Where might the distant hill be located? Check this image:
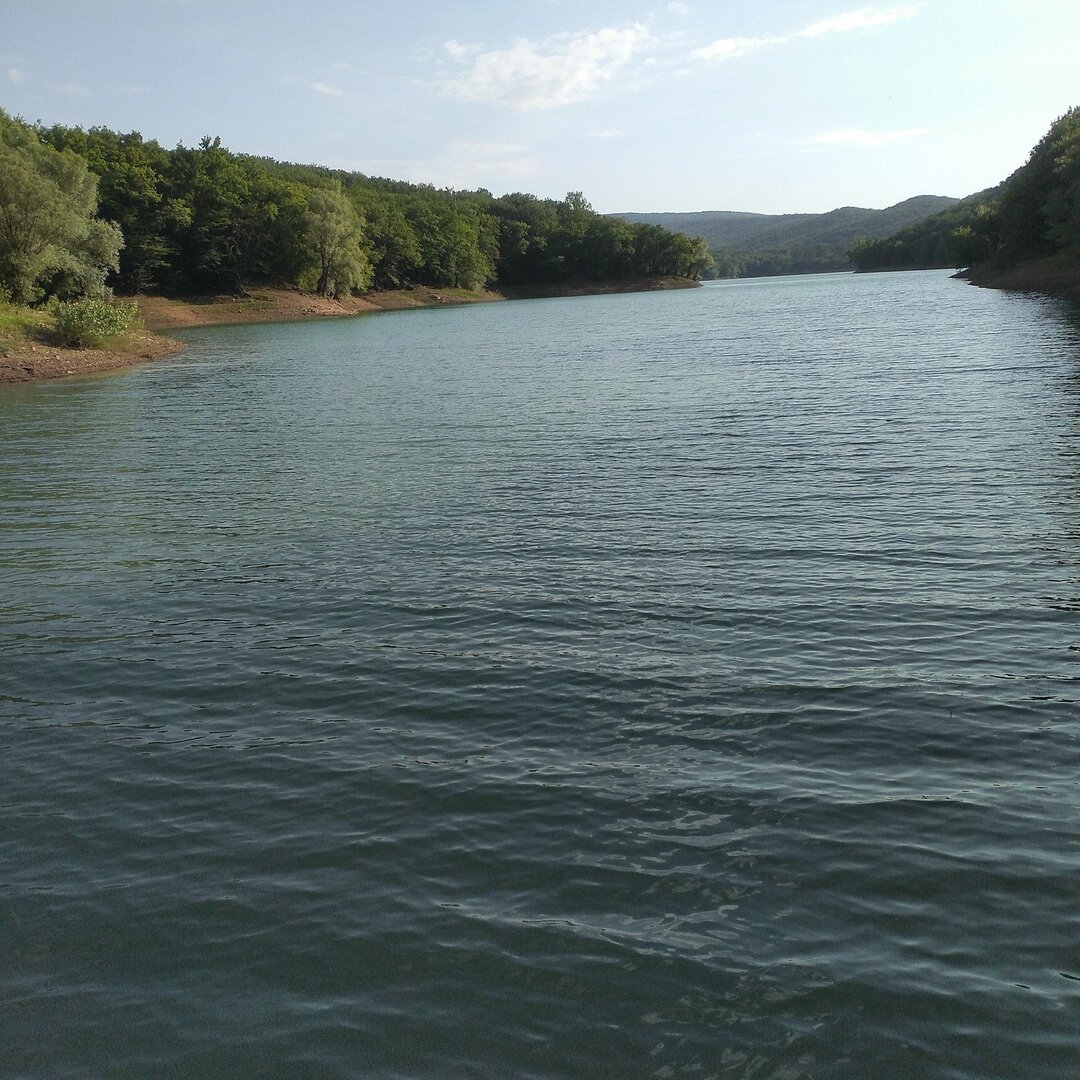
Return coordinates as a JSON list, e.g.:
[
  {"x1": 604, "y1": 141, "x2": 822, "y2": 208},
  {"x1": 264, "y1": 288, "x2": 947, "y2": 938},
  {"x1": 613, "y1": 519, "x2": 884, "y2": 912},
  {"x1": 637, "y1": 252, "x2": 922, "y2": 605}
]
[
  {"x1": 847, "y1": 187, "x2": 1003, "y2": 273},
  {"x1": 614, "y1": 195, "x2": 960, "y2": 277}
]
